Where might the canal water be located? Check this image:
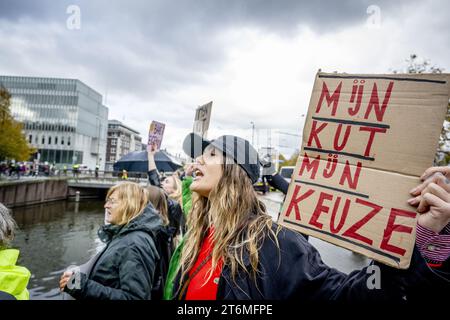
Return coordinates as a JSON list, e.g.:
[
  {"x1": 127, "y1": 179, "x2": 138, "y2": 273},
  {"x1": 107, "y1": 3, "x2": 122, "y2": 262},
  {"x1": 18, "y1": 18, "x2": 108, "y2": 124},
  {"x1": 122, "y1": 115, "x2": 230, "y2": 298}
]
[{"x1": 11, "y1": 200, "x2": 106, "y2": 300}]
